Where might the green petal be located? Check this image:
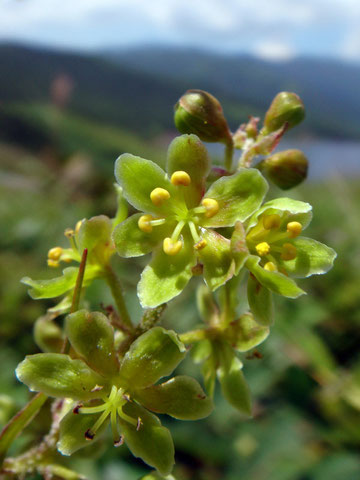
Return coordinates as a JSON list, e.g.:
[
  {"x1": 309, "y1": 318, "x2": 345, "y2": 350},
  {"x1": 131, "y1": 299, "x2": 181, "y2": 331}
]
[
  {"x1": 119, "y1": 327, "x2": 186, "y2": 390},
  {"x1": 217, "y1": 344, "x2": 252, "y2": 416},
  {"x1": 246, "y1": 255, "x2": 305, "y2": 298},
  {"x1": 247, "y1": 274, "x2": 274, "y2": 326},
  {"x1": 246, "y1": 197, "x2": 312, "y2": 230},
  {"x1": 135, "y1": 376, "x2": 213, "y2": 420},
  {"x1": 201, "y1": 168, "x2": 268, "y2": 228},
  {"x1": 58, "y1": 407, "x2": 107, "y2": 456},
  {"x1": 230, "y1": 221, "x2": 250, "y2": 274},
  {"x1": 226, "y1": 312, "x2": 270, "y2": 351},
  {"x1": 277, "y1": 237, "x2": 337, "y2": 278},
  {"x1": 201, "y1": 353, "x2": 217, "y2": 398},
  {"x1": 198, "y1": 229, "x2": 235, "y2": 291},
  {"x1": 138, "y1": 238, "x2": 196, "y2": 308},
  {"x1": 190, "y1": 338, "x2": 213, "y2": 363},
  {"x1": 113, "y1": 184, "x2": 129, "y2": 228},
  {"x1": 16, "y1": 354, "x2": 107, "y2": 400},
  {"x1": 166, "y1": 134, "x2": 210, "y2": 208},
  {"x1": 115, "y1": 154, "x2": 183, "y2": 216},
  {"x1": 120, "y1": 402, "x2": 174, "y2": 476},
  {"x1": 196, "y1": 284, "x2": 220, "y2": 324},
  {"x1": 113, "y1": 213, "x2": 171, "y2": 258},
  {"x1": 66, "y1": 310, "x2": 118, "y2": 377},
  {"x1": 76, "y1": 215, "x2": 114, "y2": 266}
]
